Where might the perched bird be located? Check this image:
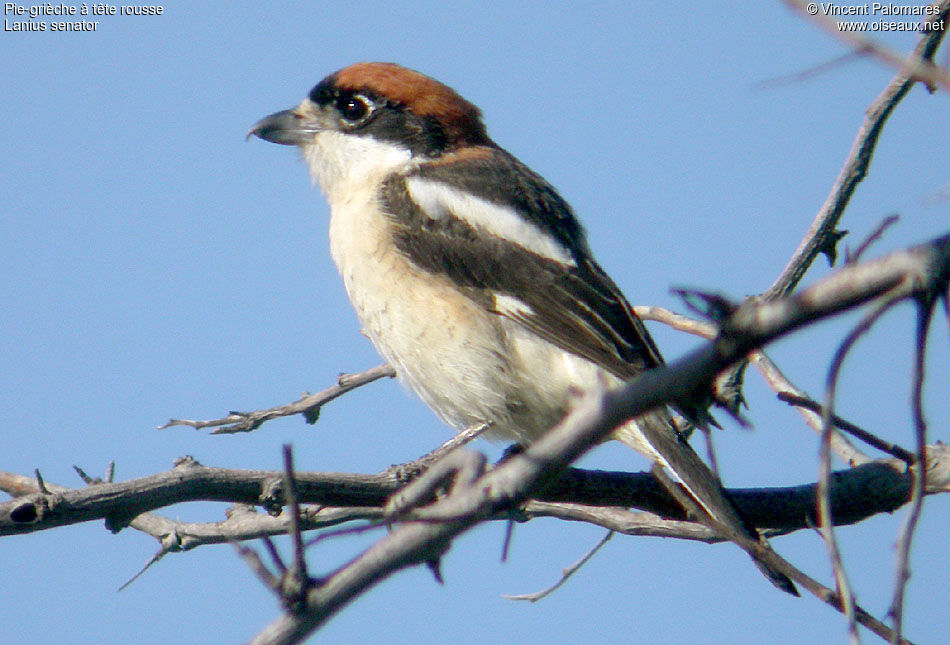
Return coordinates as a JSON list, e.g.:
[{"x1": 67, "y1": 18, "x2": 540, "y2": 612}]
[{"x1": 249, "y1": 62, "x2": 796, "y2": 594}]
